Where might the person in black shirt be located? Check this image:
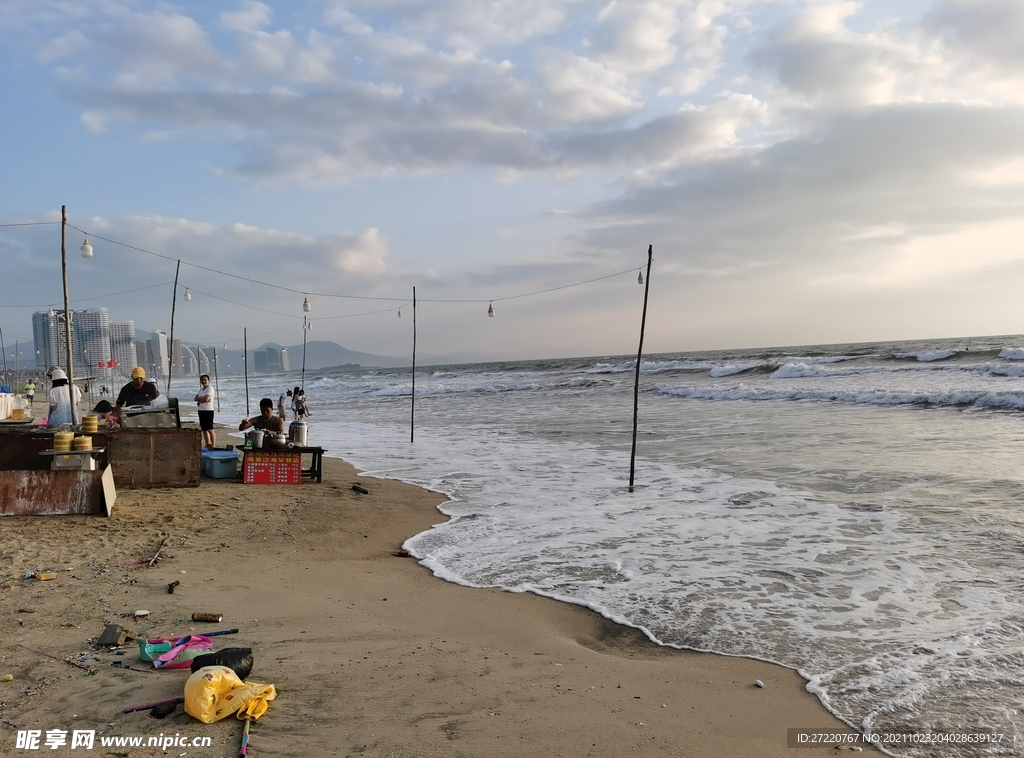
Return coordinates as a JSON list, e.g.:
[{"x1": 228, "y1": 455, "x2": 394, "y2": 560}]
[{"x1": 116, "y1": 366, "x2": 161, "y2": 408}]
